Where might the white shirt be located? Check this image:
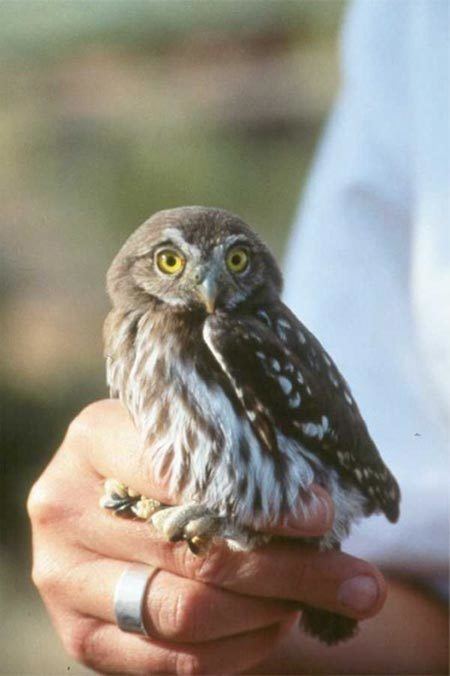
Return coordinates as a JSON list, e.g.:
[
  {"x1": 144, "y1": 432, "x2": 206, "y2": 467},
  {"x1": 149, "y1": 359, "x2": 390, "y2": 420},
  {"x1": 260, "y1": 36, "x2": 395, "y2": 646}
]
[{"x1": 284, "y1": 0, "x2": 449, "y2": 571}]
